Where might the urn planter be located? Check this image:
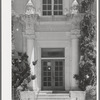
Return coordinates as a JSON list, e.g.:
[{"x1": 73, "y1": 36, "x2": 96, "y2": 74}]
[{"x1": 20, "y1": 91, "x2": 35, "y2": 100}]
